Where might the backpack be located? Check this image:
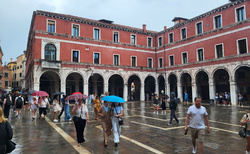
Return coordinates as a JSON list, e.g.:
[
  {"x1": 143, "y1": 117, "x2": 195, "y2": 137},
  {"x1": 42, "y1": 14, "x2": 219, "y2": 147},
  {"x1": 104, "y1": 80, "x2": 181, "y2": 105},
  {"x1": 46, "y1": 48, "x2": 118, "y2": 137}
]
[
  {"x1": 5, "y1": 99, "x2": 11, "y2": 107},
  {"x1": 16, "y1": 97, "x2": 23, "y2": 106}
]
